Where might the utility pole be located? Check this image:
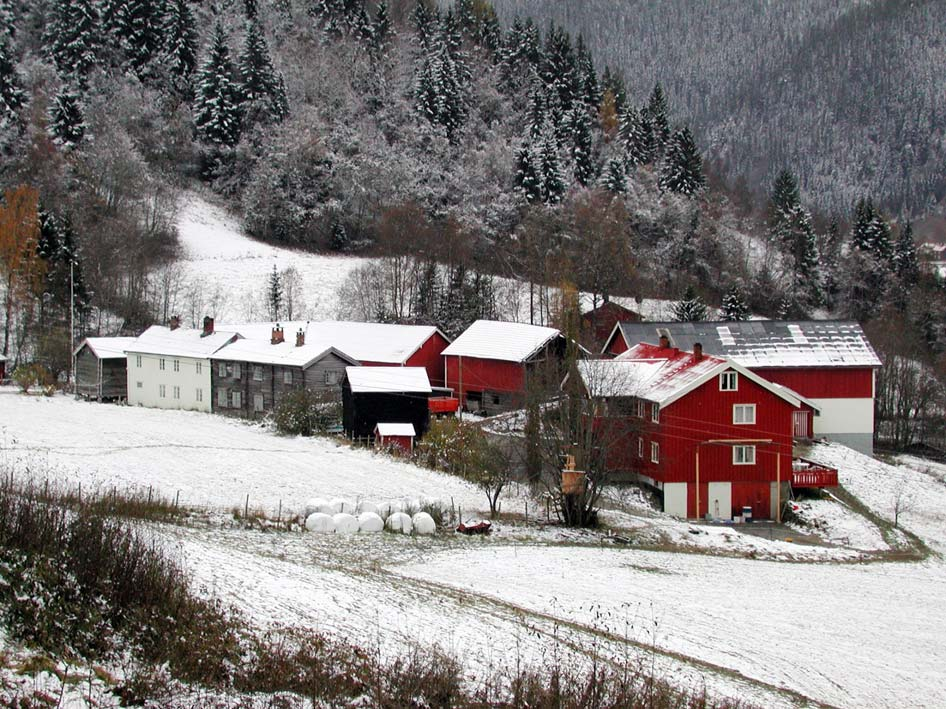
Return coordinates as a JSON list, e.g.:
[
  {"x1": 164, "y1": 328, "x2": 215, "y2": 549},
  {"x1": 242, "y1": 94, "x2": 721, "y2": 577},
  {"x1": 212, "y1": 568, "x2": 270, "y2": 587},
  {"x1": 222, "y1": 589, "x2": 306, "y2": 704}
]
[
  {"x1": 69, "y1": 260, "x2": 75, "y2": 389},
  {"x1": 458, "y1": 355, "x2": 463, "y2": 422}
]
